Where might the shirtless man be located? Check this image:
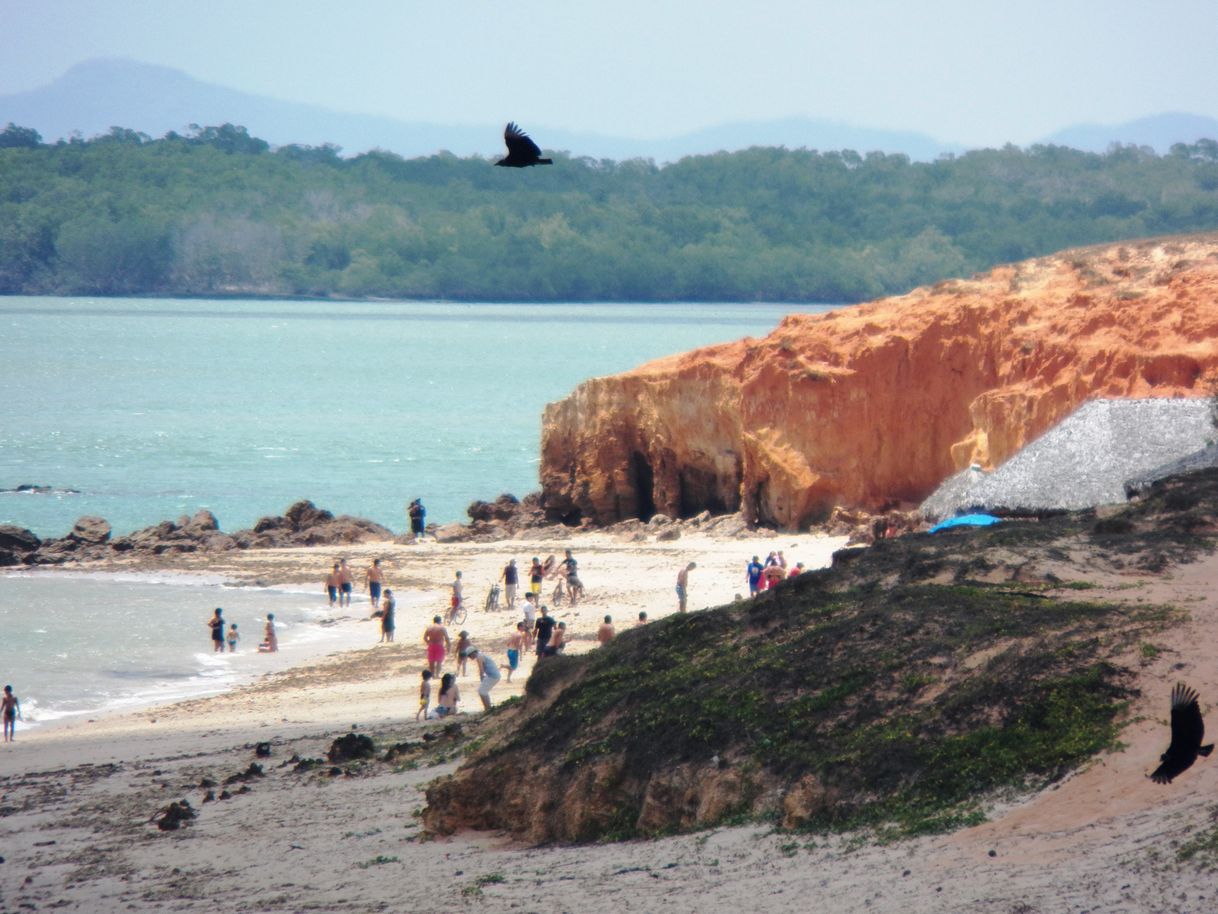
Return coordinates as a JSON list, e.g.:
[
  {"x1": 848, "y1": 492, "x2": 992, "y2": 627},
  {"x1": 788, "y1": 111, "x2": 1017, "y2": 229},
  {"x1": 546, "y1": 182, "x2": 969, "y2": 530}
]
[
  {"x1": 324, "y1": 563, "x2": 341, "y2": 606},
  {"x1": 365, "y1": 558, "x2": 385, "y2": 612},
  {"x1": 338, "y1": 558, "x2": 354, "y2": 607},
  {"x1": 676, "y1": 562, "x2": 696, "y2": 612},
  {"x1": 423, "y1": 615, "x2": 451, "y2": 678},
  {"x1": 597, "y1": 615, "x2": 615, "y2": 645}
]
